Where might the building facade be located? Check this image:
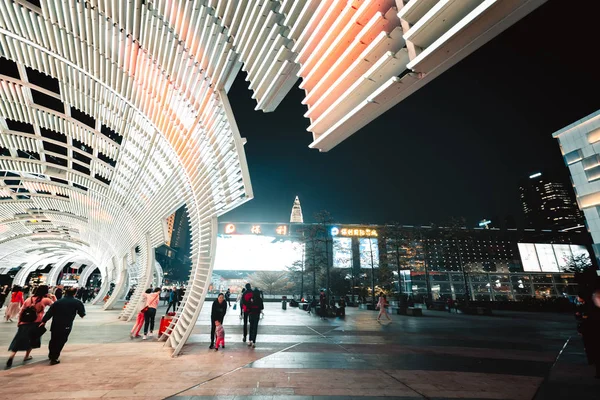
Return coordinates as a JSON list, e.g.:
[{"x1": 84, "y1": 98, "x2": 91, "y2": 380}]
[
  {"x1": 216, "y1": 222, "x2": 594, "y2": 302},
  {"x1": 519, "y1": 170, "x2": 584, "y2": 231},
  {"x1": 553, "y1": 110, "x2": 600, "y2": 259}
]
